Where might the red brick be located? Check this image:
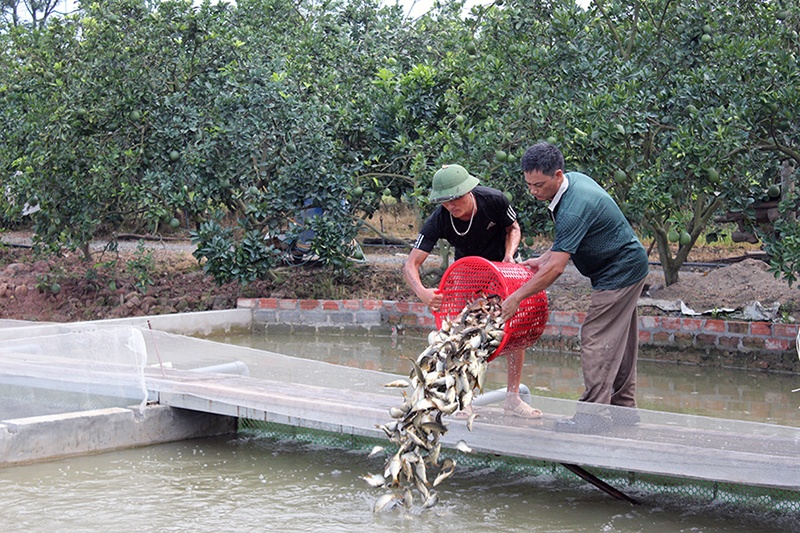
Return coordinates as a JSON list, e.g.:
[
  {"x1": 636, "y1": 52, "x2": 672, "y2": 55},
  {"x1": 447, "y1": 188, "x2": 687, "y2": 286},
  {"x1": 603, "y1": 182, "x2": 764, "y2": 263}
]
[
  {"x1": 741, "y1": 337, "x2": 766, "y2": 349},
  {"x1": 342, "y1": 300, "x2": 361, "y2": 310},
  {"x1": 673, "y1": 332, "x2": 695, "y2": 347},
  {"x1": 680, "y1": 318, "x2": 703, "y2": 331},
  {"x1": 278, "y1": 299, "x2": 297, "y2": 309},
  {"x1": 638, "y1": 330, "x2": 651, "y2": 342},
  {"x1": 362, "y1": 299, "x2": 383, "y2": 310},
  {"x1": 653, "y1": 331, "x2": 671, "y2": 343},
  {"x1": 549, "y1": 311, "x2": 574, "y2": 325},
  {"x1": 413, "y1": 302, "x2": 430, "y2": 314},
  {"x1": 702, "y1": 319, "x2": 726, "y2": 333},
  {"x1": 717, "y1": 336, "x2": 739, "y2": 348},
  {"x1": 773, "y1": 323, "x2": 798, "y2": 339},
  {"x1": 661, "y1": 317, "x2": 682, "y2": 330},
  {"x1": 749, "y1": 322, "x2": 772, "y2": 336},
  {"x1": 417, "y1": 316, "x2": 435, "y2": 327},
  {"x1": 543, "y1": 325, "x2": 560, "y2": 336},
  {"x1": 696, "y1": 333, "x2": 719, "y2": 346},
  {"x1": 764, "y1": 337, "x2": 789, "y2": 351},
  {"x1": 561, "y1": 325, "x2": 580, "y2": 337},
  {"x1": 394, "y1": 301, "x2": 412, "y2": 313},
  {"x1": 726, "y1": 321, "x2": 749, "y2": 334},
  {"x1": 573, "y1": 312, "x2": 587, "y2": 324},
  {"x1": 322, "y1": 301, "x2": 340, "y2": 311},
  {"x1": 257, "y1": 298, "x2": 279, "y2": 309},
  {"x1": 299, "y1": 299, "x2": 320, "y2": 310}
]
